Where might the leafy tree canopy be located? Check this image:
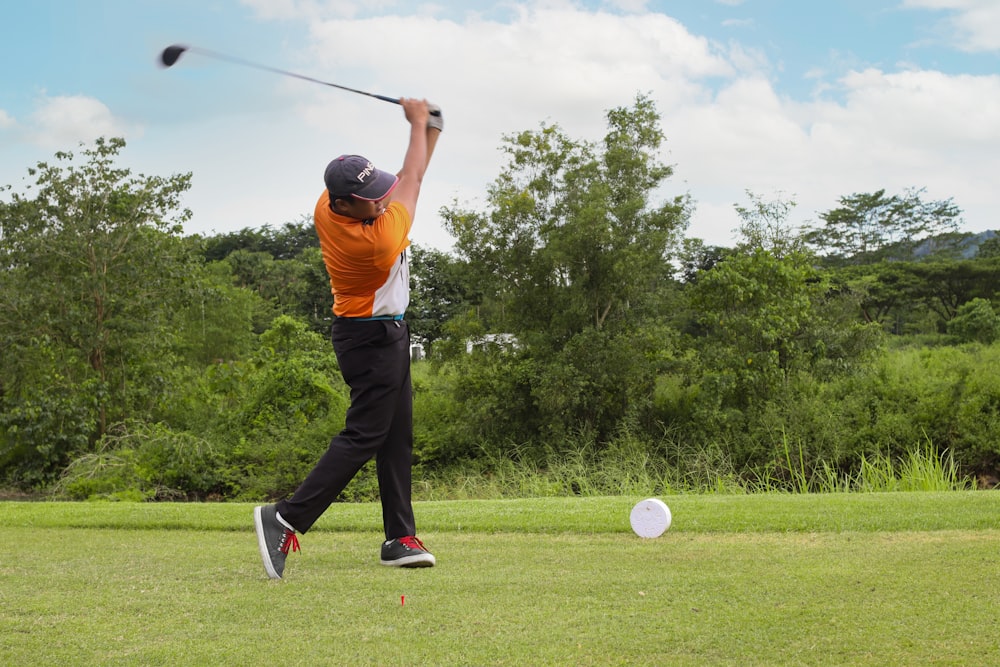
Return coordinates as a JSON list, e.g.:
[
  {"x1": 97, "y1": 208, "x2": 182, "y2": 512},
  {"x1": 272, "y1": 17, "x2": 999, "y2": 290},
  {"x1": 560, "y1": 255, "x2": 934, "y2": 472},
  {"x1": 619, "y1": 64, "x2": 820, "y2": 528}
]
[
  {"x1": 0, "y1": 137, "x2": 194, "y2": 481},
  {"x1": 441, "y1": 93, "x2": 691, "y2": 345},
  {"x1": 805, "y1": 187, "x2": 961, "y2": 263}
]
